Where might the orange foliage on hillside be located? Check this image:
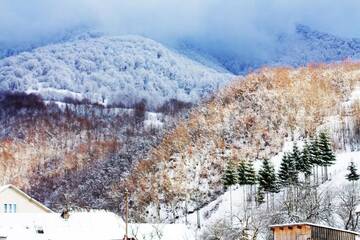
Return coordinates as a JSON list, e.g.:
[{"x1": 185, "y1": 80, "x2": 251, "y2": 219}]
[{"x1": 121, "y1": 61, "x2": 360, "y2": 221}]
